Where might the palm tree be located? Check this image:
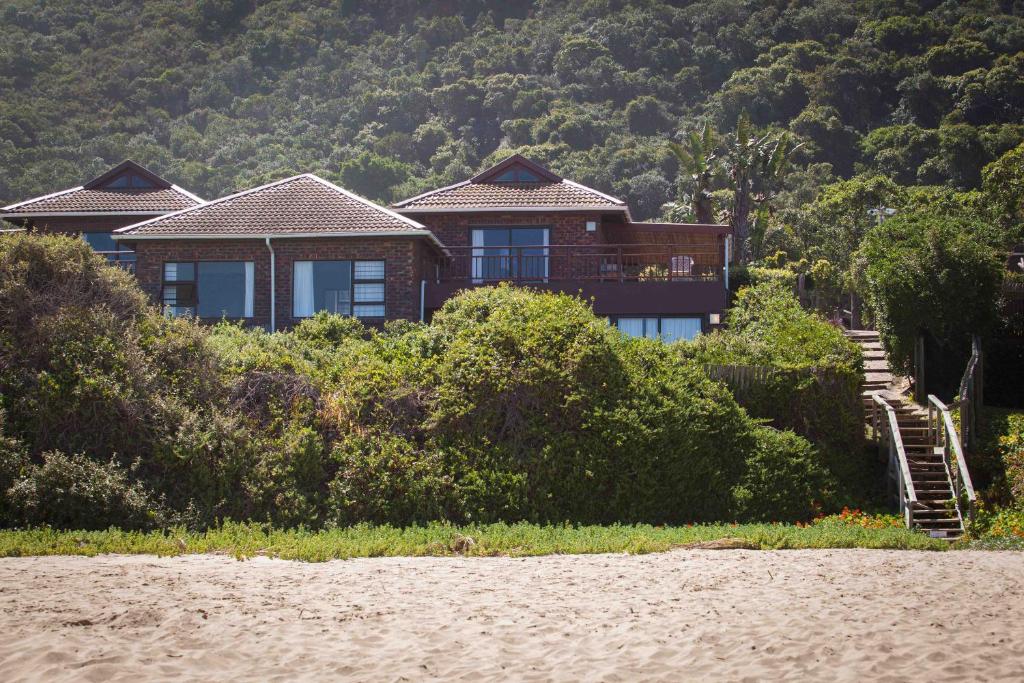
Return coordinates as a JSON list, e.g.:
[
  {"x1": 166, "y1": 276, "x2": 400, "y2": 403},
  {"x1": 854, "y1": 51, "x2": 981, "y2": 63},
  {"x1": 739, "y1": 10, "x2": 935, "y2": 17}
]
[
  {"x1": 723, "y1": 112, "x2": 802, "y2": 264},
  {"x1": 667, "y1": 123, "x2": 719, "y2": 224}
]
